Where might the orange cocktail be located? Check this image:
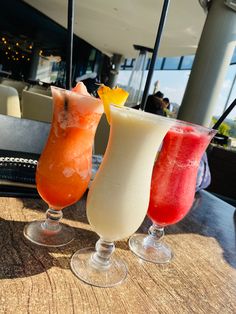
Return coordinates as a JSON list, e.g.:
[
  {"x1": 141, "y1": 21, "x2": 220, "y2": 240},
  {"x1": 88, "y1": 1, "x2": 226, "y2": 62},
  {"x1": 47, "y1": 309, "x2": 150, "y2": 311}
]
[
  {"x1": 24, "y1": 82, "x2": 103, "y2": 247},
  {"x1": 37, "y1": 84, "x2": 102, "y2": 209}
]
